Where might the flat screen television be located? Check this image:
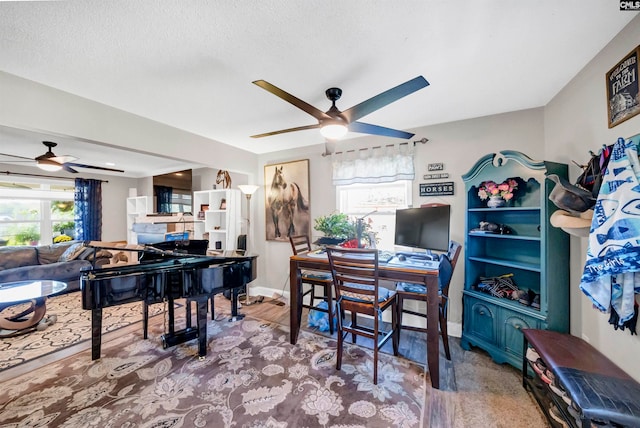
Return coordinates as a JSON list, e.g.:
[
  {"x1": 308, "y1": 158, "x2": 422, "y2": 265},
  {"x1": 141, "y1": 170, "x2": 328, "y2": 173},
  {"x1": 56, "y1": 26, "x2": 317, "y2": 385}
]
[{"x1": 394, "y1": 205, "x2": 450, "y2": 252}]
